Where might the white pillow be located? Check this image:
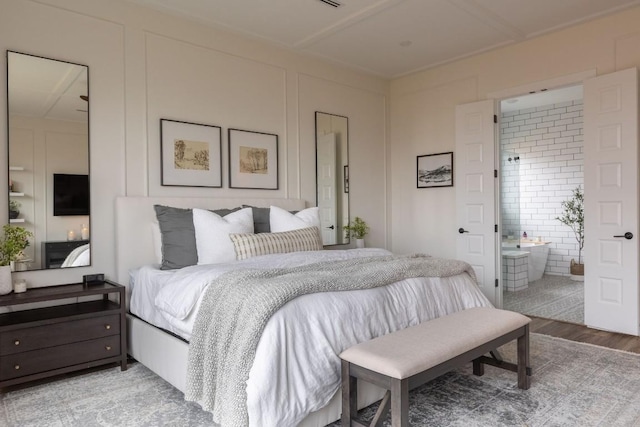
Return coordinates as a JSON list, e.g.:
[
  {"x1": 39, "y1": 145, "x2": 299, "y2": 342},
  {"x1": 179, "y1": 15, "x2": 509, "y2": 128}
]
[
  {"x1": 193, "y1": 207, "x2": 254, "y2": 265},
  {"x1": 150, "y1": 221, "x2": 163, "y2": 265},
  {"x1": 270, "y1": 206, "x2": 322, "y2": 244}
]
